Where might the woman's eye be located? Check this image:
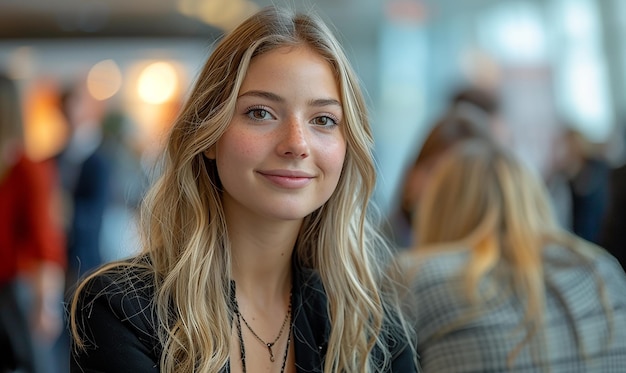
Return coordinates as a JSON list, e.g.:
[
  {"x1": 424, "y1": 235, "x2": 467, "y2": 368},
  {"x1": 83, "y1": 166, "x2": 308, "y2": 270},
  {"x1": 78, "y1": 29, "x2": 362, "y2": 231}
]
[
  {"x1": 312, "y1": 116, "x2": 337, "y2": 126},
  {"x1": 247, "y1": 108, "x2": 272, "y2": 120}
]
